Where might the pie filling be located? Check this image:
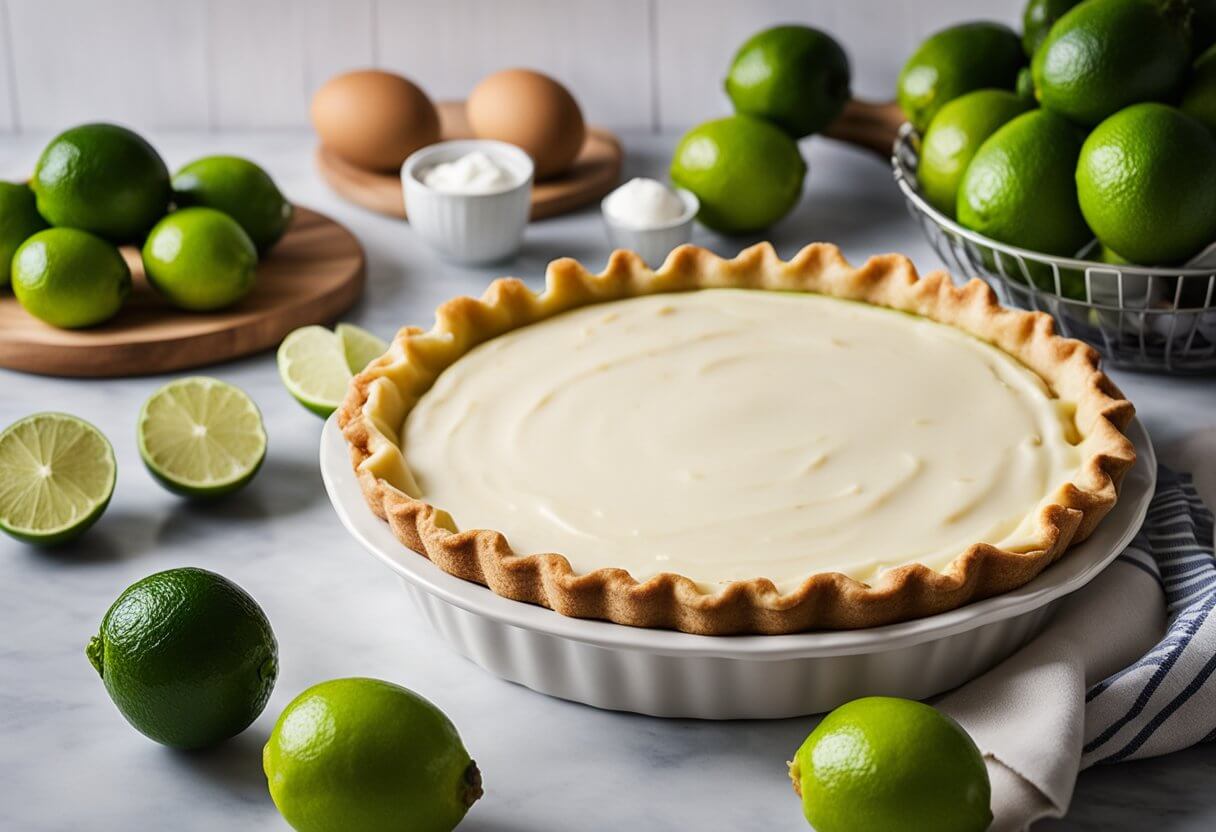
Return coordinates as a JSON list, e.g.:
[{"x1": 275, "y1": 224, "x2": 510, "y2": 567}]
[{"x1": 403, "y1": 289, "x2": 1085, "y2": 593}]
